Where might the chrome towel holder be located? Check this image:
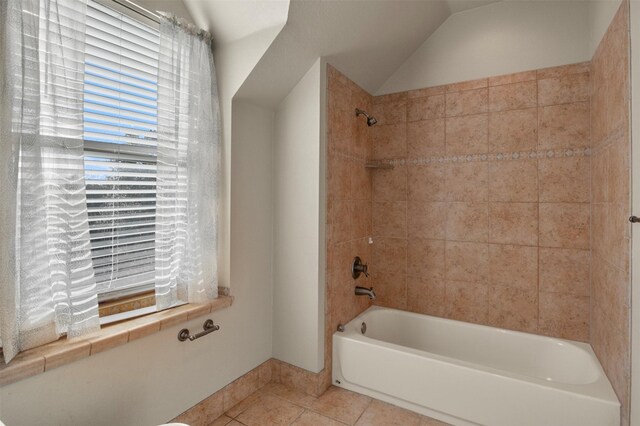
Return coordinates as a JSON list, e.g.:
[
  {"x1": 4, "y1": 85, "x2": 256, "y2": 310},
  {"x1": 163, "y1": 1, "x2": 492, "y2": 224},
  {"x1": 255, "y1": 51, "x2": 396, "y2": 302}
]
[{"x1": 178, "y1": 319, "x2": 220, "y2": 342}]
